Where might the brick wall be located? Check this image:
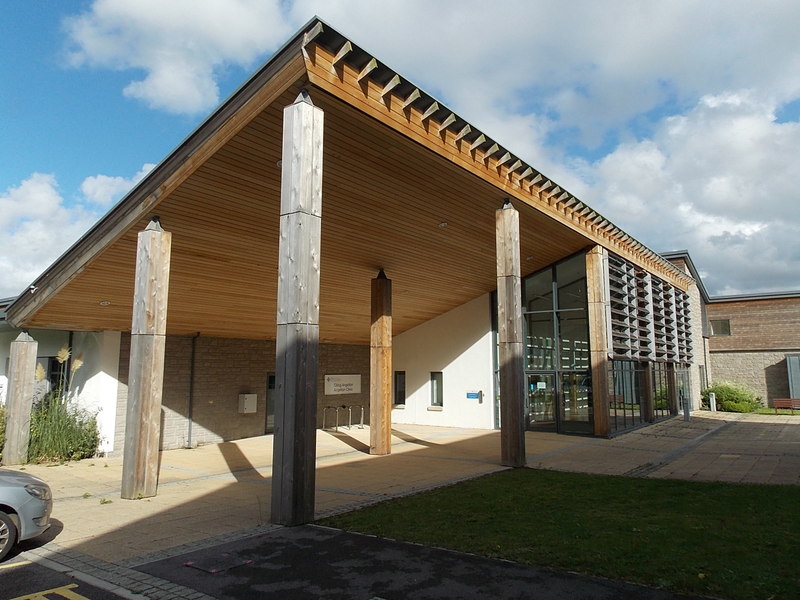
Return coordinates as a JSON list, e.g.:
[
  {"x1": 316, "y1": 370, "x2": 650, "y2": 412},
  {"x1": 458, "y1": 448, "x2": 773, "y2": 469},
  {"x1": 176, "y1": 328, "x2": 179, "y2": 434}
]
[
  {"x1": 709, "y1": 351, "x2": 793, "y2": 404},
  {"x1": 708, "y1": 297, "x2": 800, "y2": 351},
  {"x1": 114, "y1": 334, "x2": 369, "y2": 453}
]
